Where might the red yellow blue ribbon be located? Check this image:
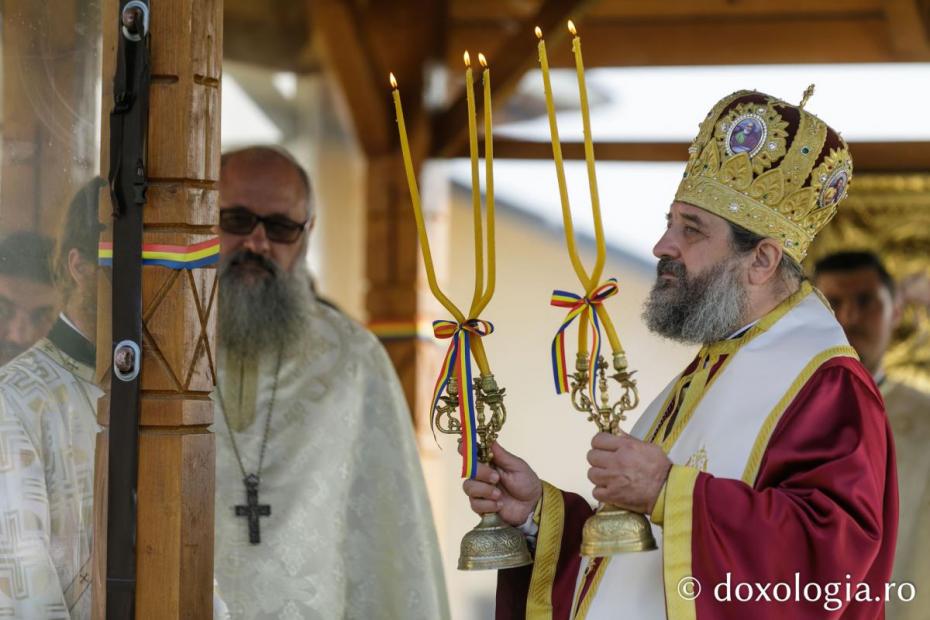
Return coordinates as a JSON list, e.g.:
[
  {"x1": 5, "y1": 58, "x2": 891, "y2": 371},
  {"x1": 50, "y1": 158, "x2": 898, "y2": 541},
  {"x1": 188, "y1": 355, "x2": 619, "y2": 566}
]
[
  {"x1": 97, "y1": 238, "x2": 220, "y2": 269},
  {"x1": 431, "y1": 318, "x2": 494, "y2": 479},
  {"x1": 550, "y1": 279, "x2": 619, "y2": 405}
]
